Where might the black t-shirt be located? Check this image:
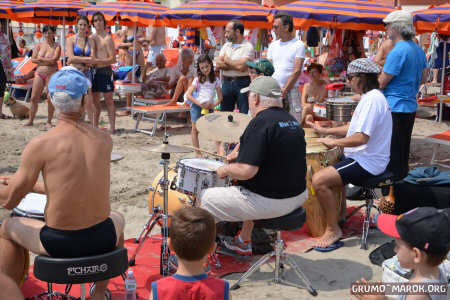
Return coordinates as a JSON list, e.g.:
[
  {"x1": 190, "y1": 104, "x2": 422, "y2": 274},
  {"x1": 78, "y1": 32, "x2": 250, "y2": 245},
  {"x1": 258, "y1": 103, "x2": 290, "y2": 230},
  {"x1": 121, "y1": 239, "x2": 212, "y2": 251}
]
[{"x1": 237, "y1": 107, "x2": 306, "y2": 199}]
